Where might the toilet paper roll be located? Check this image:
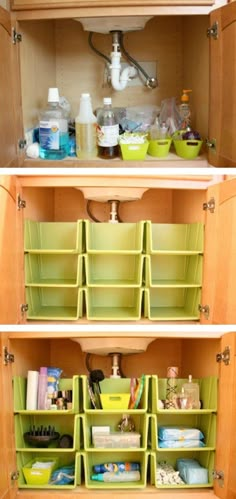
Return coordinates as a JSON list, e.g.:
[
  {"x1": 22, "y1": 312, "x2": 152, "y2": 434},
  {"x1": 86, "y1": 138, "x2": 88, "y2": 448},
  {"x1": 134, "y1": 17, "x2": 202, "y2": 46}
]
[{"x1": 26, "y1": 370, "x2": 39, "y2": 410}]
